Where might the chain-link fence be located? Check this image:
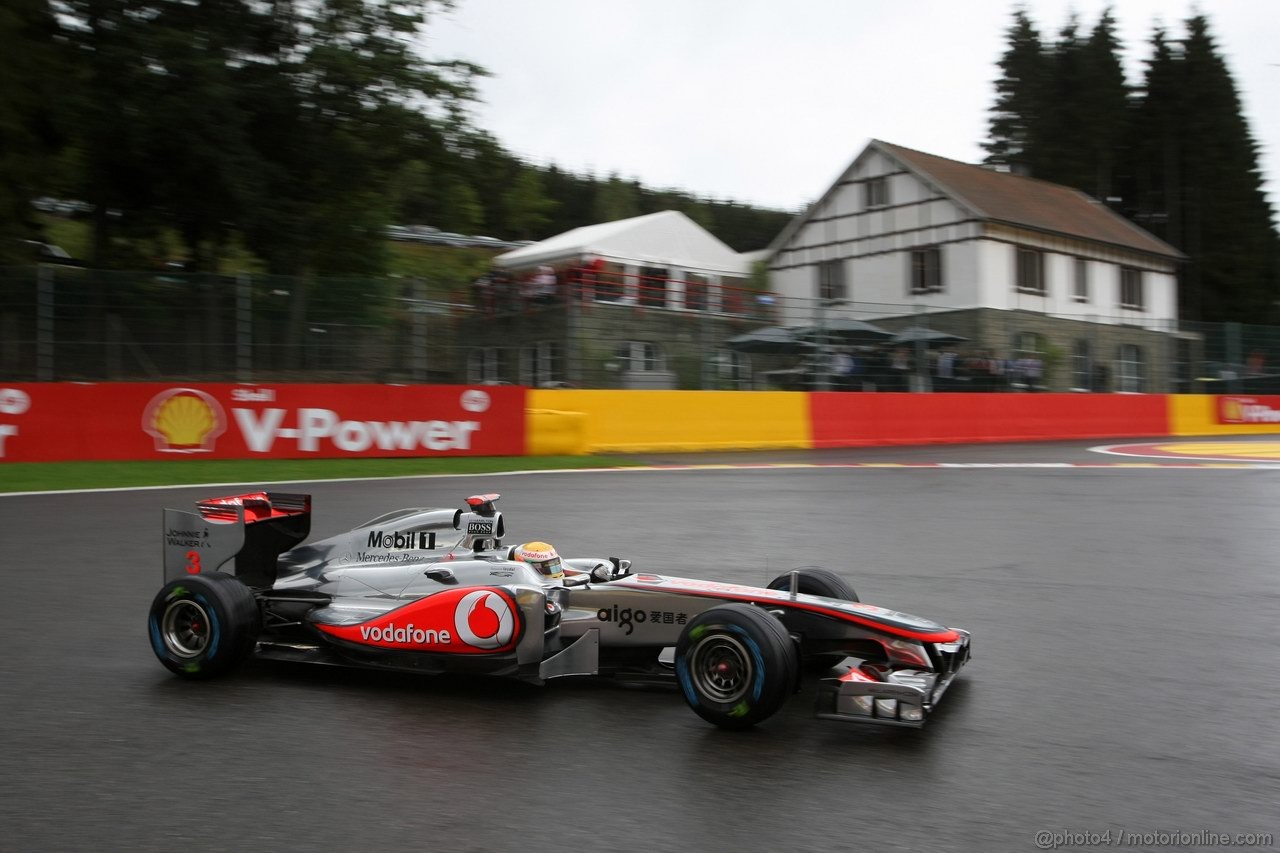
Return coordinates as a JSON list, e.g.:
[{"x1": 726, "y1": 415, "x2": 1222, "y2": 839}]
[{"x1": 3, "y1": 263, "x2": 1276, "y2": 393}]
